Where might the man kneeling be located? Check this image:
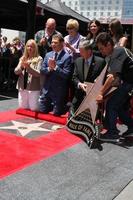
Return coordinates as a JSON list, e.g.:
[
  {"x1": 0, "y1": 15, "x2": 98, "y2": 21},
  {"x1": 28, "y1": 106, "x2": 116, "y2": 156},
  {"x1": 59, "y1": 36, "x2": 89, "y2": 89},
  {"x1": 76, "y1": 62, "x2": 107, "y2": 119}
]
[{"x1": 39, "y1": 34, "x2": 72, "y2": 116}]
